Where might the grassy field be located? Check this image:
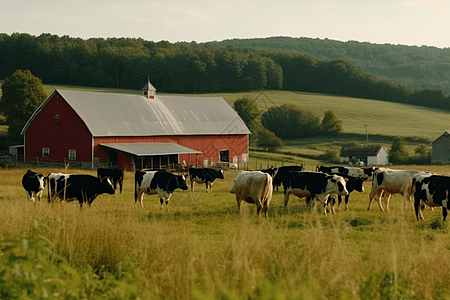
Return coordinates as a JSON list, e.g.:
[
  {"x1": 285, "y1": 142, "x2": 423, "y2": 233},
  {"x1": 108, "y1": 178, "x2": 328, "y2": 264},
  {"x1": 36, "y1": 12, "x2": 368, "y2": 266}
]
[{"x1": 3, "y1": 166, "x2": 450, "y2": 299}]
